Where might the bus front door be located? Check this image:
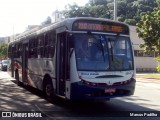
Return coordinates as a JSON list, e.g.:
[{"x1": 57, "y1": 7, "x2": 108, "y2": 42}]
[{"x1": 56, "y1": 33, "x2": 68, "y2": 96}]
